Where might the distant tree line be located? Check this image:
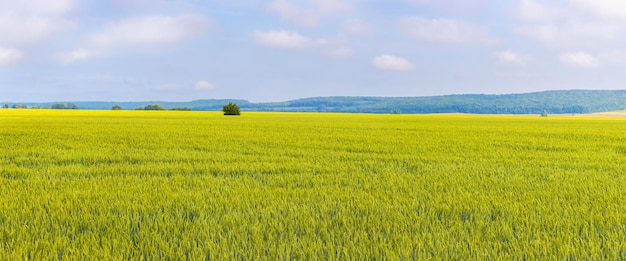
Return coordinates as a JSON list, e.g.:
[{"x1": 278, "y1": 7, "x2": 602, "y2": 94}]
[
  {"x1": 51, "y1": 103, "x2": 80, "y2": 110},
  {"x1": 135, "y1": 104, "x2": 166, "y2": 110},
  {"x1": 1, "y1": 103, "x2": 79, "y2": 109},
  {"x1": 169, "y1": 107, "x2": 192, "y2": 111},
  {"x1": 131, "y1": 104, "x2": 192, "y2": 111}
]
